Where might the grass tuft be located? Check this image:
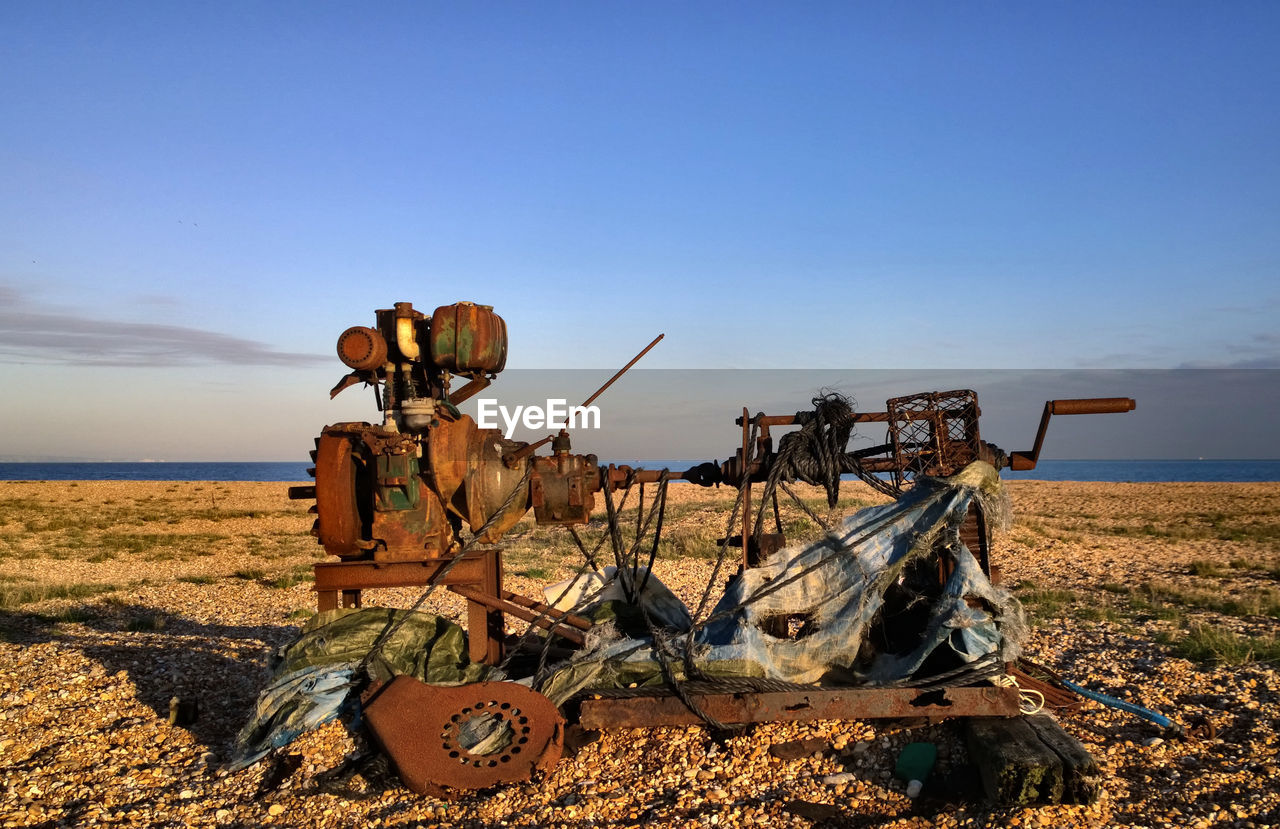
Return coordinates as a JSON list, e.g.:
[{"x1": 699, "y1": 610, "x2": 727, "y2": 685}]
[
  {"x1": 0, "y1": 581, "x2": 120, "y2": 610},
  {"x1": 1157, "y1": 623, "x2": 1280, "y2": 666},
  {"x1": 1188, "y1": 560, "x2": 1228, "y2": 578},
  {"x1": 1134, "y1": 580, "x2": 1280, "y2": 619},
  {"x1": 264, "y1": 564, "x2": 315, "y2": 589},
  {"x1": 125, "y1": 613, "x2": 166, "y2": 632},
  {"x1": 515, "y1": 566, "x2": 553, "y2": 581}
]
